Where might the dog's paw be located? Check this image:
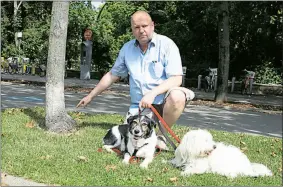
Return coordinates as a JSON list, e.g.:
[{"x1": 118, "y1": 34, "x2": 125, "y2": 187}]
[
  {"x1": 102, "y1": 145, "x2": 115, "y2": 153},
  {"x1": 181, "y1": 171, "x2": 192, "y2": 177},
  {"x1": 170, "y1": 158, "x2": 178, "y2": 166},
  {"x1": 122, "y1": 159, "x2": 129, "y2": 165}
]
